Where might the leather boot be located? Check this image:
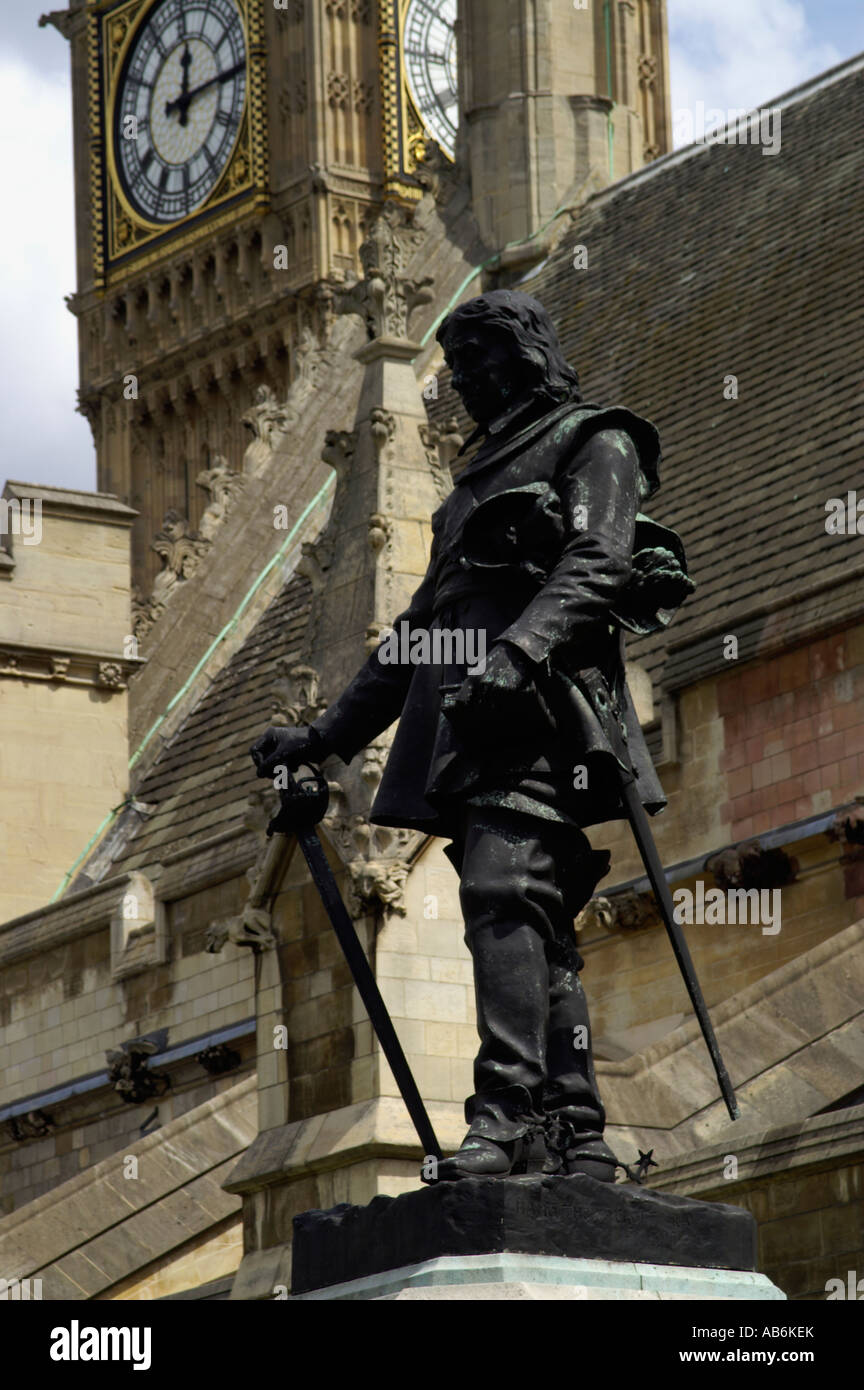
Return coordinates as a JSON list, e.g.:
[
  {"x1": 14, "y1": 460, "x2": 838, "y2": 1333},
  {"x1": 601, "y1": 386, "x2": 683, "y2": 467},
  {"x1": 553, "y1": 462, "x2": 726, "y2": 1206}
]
[{"x1": 434, "y1": 1085, "x2": 547, "y2": 1181}]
